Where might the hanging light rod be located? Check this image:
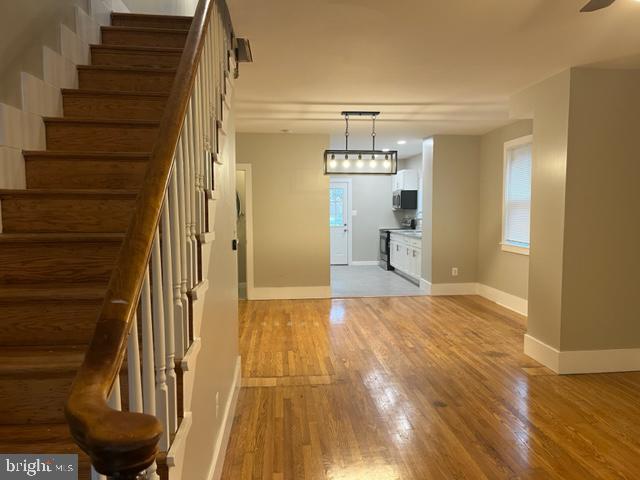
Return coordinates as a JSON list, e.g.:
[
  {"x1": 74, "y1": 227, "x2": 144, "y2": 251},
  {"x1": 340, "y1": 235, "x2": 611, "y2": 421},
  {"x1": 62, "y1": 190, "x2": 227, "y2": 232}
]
[{"x1": 324, "y1": 111, "x2": 398, "y2": 175}]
